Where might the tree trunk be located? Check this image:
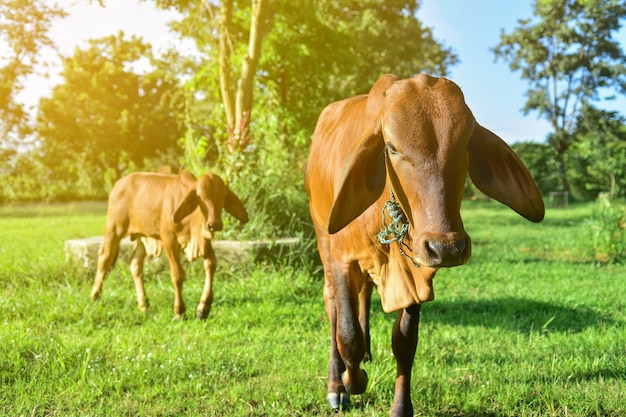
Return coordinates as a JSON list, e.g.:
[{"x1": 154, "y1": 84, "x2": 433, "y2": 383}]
[
  {"x1": 218, "y1": 1, "x2": 235, "y2": 131},
  {"x1": 552, "y1": 129, "x2": 571, "y2": 193},
  {"x1": 218, "y1": 0, "x2": 270, "y2": 154}
]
